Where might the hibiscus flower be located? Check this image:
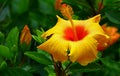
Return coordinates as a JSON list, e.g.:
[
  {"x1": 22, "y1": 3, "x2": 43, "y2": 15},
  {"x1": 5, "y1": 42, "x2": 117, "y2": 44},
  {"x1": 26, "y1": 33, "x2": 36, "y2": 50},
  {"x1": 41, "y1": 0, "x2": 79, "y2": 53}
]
[{"x1": 37, "y1": 15, "x2": 109, "y2": 66}]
